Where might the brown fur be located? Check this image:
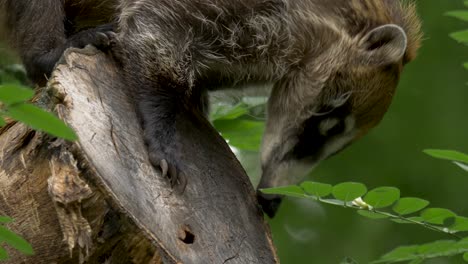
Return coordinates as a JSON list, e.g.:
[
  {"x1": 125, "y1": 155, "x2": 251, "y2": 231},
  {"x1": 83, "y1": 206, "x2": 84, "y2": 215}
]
[{"x1": 1, "y1": 0, "x2": 422, "y2": 217}]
